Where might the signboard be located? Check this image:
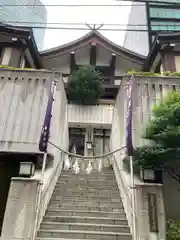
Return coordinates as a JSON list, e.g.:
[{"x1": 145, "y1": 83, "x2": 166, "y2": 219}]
[{"x1": 148, "y1": 193, "x2": 159, "y2": 233}]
